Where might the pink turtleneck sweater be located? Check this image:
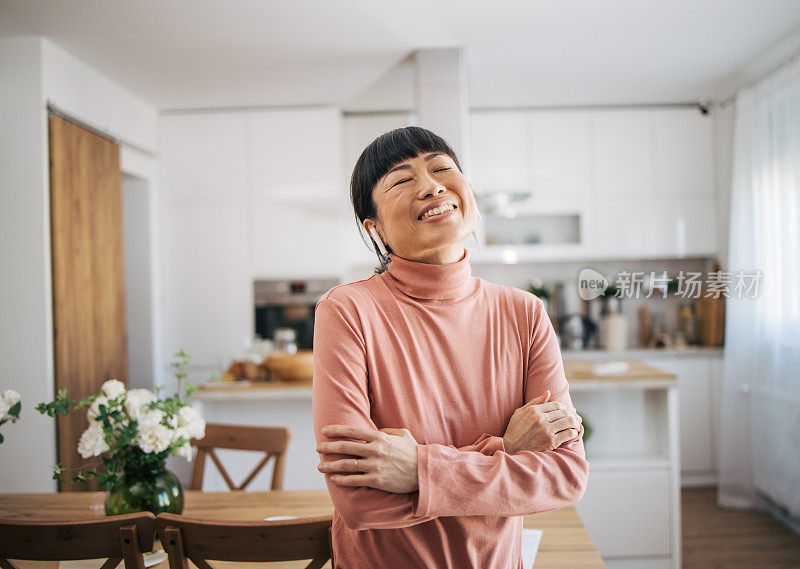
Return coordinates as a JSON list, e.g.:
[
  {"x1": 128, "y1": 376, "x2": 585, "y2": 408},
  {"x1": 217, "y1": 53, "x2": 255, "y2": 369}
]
[{"x1": 312, "y1": 248, "x2": 588, "y2": 569}]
